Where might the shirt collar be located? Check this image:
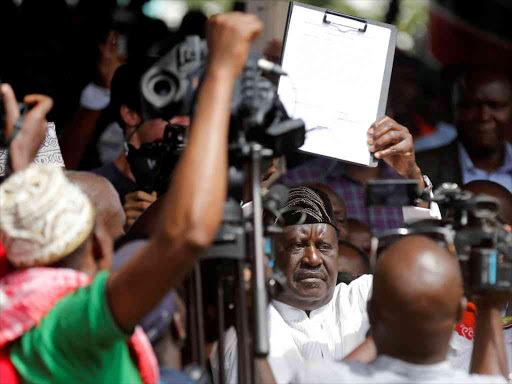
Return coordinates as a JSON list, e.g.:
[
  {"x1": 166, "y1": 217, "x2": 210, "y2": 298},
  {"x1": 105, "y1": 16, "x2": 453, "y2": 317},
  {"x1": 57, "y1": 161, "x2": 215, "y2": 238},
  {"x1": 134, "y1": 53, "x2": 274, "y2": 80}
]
[
  {"x1": 372, "y1": 355, "x2": 453, "y2": 378},
  {"x1": 458, "y1": 141, "x2": 512, "y2": 173},
  {"x1": 271, "y1": 289, "x2": 336, "y2": 323}
]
